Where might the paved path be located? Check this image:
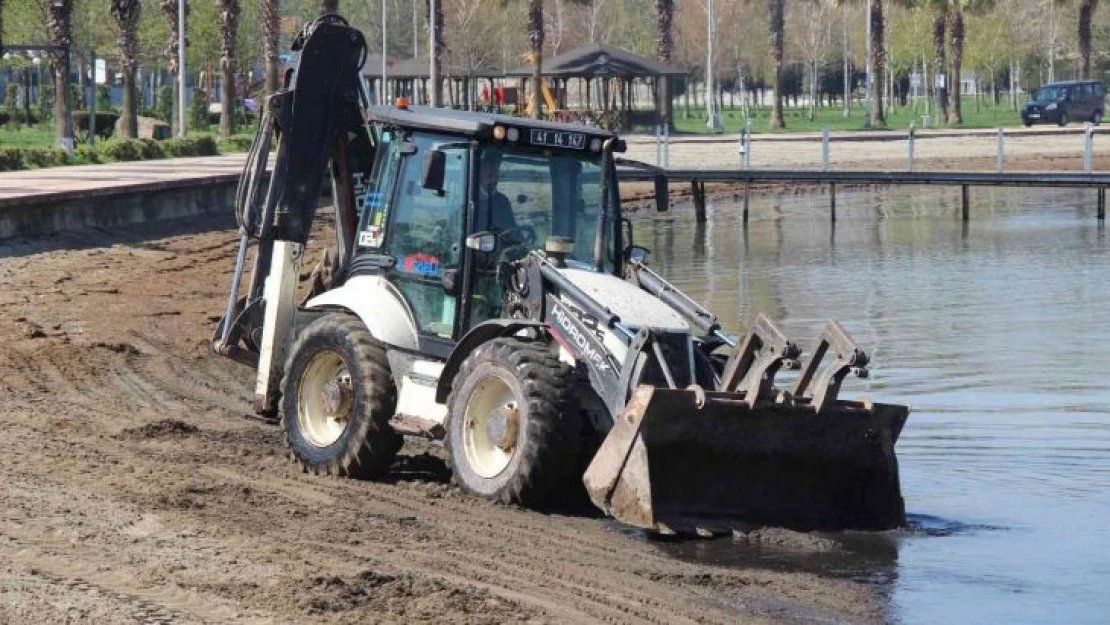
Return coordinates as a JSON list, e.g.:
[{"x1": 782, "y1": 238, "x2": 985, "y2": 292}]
[{"x1": 0, "y1": 156, "x2": 245, "y2": 205}]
